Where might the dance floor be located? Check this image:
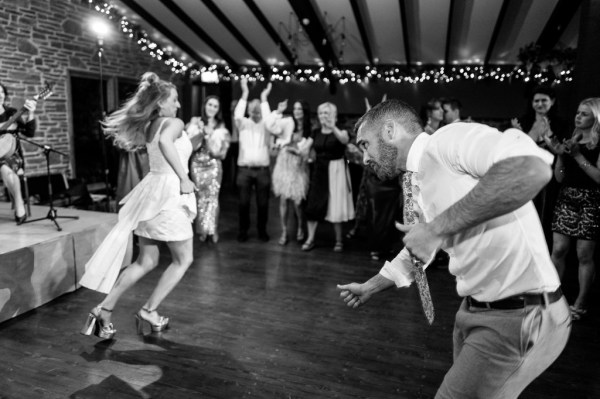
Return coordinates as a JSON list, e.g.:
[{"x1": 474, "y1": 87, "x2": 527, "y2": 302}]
[{"x1": 0, "y1": 191, "x2": 598, "y2": 398}]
